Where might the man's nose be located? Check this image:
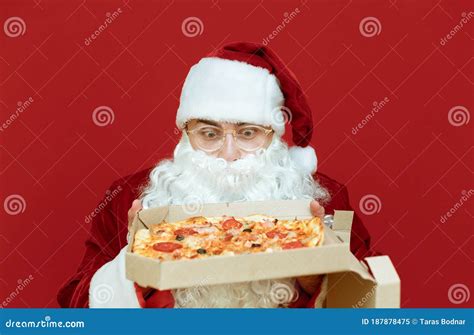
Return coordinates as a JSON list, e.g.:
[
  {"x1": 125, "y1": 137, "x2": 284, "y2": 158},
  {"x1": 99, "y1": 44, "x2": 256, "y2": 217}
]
[{"x1": 217, "y1": 133, "x2": 240, "y2": 161}]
